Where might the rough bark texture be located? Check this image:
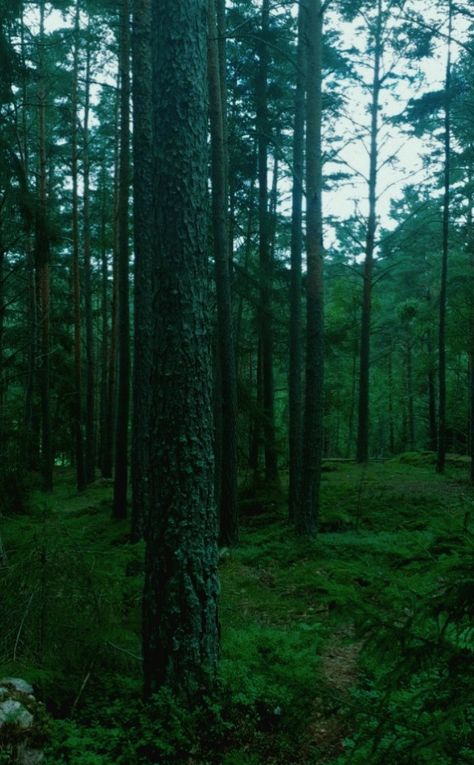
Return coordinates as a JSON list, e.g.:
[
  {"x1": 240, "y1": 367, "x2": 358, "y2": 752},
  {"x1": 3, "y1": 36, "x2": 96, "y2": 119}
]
[
  {"x1": 113, "y1": 0, "x2": 131, "y2": 519},
  {"x1": 208, "y1": 0, "x2": 238, "y2": 547},
  {"x1": 256, "y1": 0, "x2": 278, "y2": 485},
  {"x1": 288, "y1": 0, "x2": 307, "y2": 522},
  {"x1": 356, "y1": 0, "x2": 382, "y2": 465},
  {"x1": 436, "y1": 0, "x2": 452, "y2": 475},
  {"x1": 131, "y1": 0, "x2": 153, "y2": 541},
  {"x1": 142, "y1": 0, "x2": 219, "y2": 698},
  {"x1": 297, "y1": 0, "x2": 324, "y2": 537}
]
